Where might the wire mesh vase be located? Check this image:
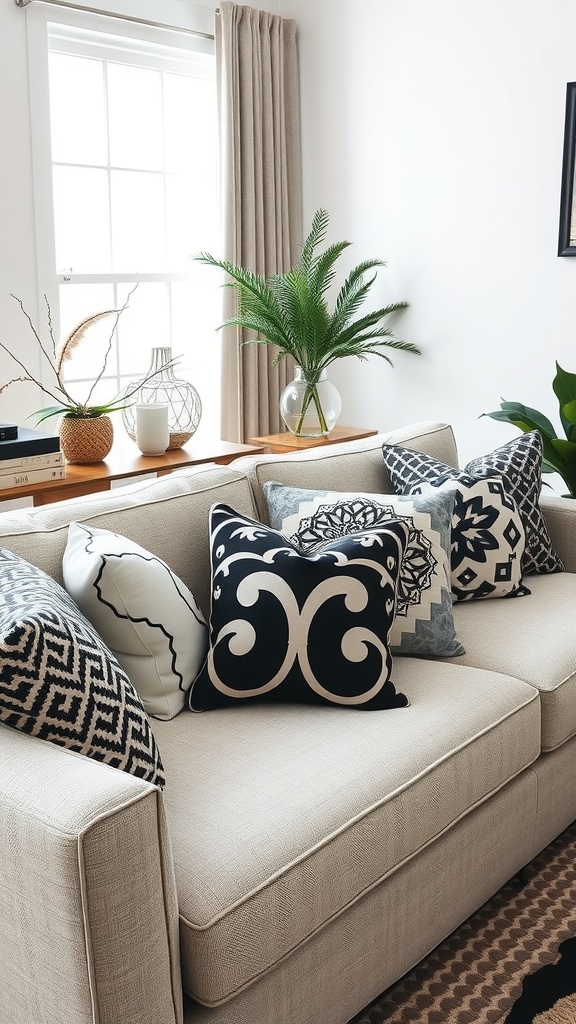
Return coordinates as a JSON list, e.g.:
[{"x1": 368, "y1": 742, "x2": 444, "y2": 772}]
[{"x1": 122, "y1": 347, "x2": 202, "y2": 450}]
